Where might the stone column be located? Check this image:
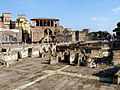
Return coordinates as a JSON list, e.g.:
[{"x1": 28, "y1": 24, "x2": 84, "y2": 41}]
[
  {"x1": 39, "y1": 20, "x2": 40, "y2": 26},
  {"x1": 51, "y1": 20, "x2": 53, "y2": 27},
  {"x1": 45, "y1": 20, "x2": 47, "y2": 27},
  {"x1": 42, "y1": 20, "x2": 44, "y2": 26},
  {"x1": 50, "y1": 20, "x2": 51, "y2": 27},
  {"x1": 72, "y1": 31, "x2": 76, "y2": 42},
  {"x1": 39, "y1": 51, "x2": 43, "y2": 58},
  {"x1": 46, "y1": 20, "x2": 48, "y2": 27},
  {"x1": 70, "y1": 52, "x2": 75, "y2": 64},
  {"x1": 53, "y1": 21, "x2": 54, "y2": 27},
  {"x1": 50, "y1": 52, "x2": 58, "y2": 64},
  {"x1": 78, "y1": 54, "x2": 82, "y2": 66},
  {"x1": 48, "y1": 29, "x2": 50, "y2": 37},
  {"x1": 32, "y1": 21, "x2": 36, "y2": 27}
]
